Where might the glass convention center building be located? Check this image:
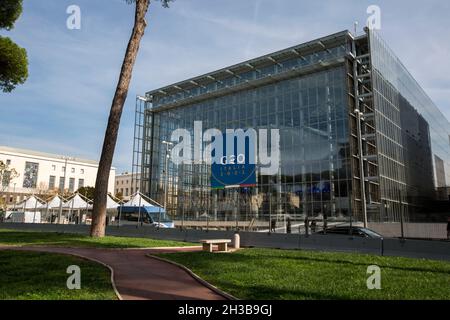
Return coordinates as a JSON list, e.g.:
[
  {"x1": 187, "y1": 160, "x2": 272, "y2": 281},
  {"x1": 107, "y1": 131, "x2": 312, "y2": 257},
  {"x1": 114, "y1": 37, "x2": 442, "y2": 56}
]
[{"x1": 133, "y1": 28, "x2": 450, "y2": 225}]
